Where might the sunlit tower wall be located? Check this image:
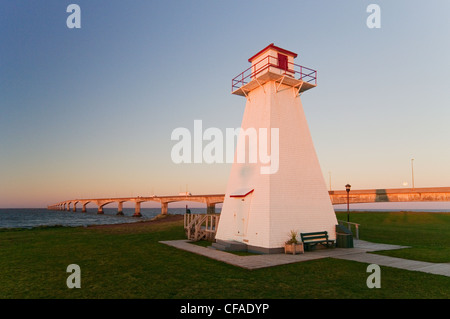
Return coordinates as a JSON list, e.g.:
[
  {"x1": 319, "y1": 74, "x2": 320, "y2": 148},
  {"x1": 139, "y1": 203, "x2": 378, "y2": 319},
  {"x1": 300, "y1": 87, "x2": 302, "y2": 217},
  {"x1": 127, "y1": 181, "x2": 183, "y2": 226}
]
[{"x1": 215, "y1": 44, "x2": 337, "y2": 253}]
